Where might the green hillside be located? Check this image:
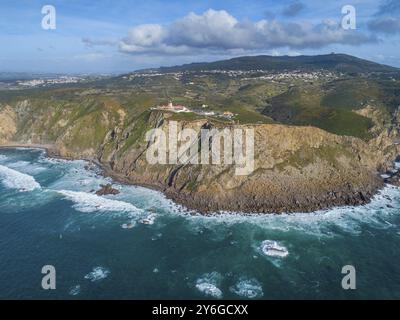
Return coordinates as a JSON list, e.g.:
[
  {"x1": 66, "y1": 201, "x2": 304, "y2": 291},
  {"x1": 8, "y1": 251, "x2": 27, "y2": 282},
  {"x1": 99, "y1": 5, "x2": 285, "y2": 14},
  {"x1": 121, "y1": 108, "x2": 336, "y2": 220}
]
[
  {"x1": 2, "y1": 54, "x2": 400, "y2": 143},
  {"x1": 147, "y1": 53, "x2": 399, "y2": 74}
]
